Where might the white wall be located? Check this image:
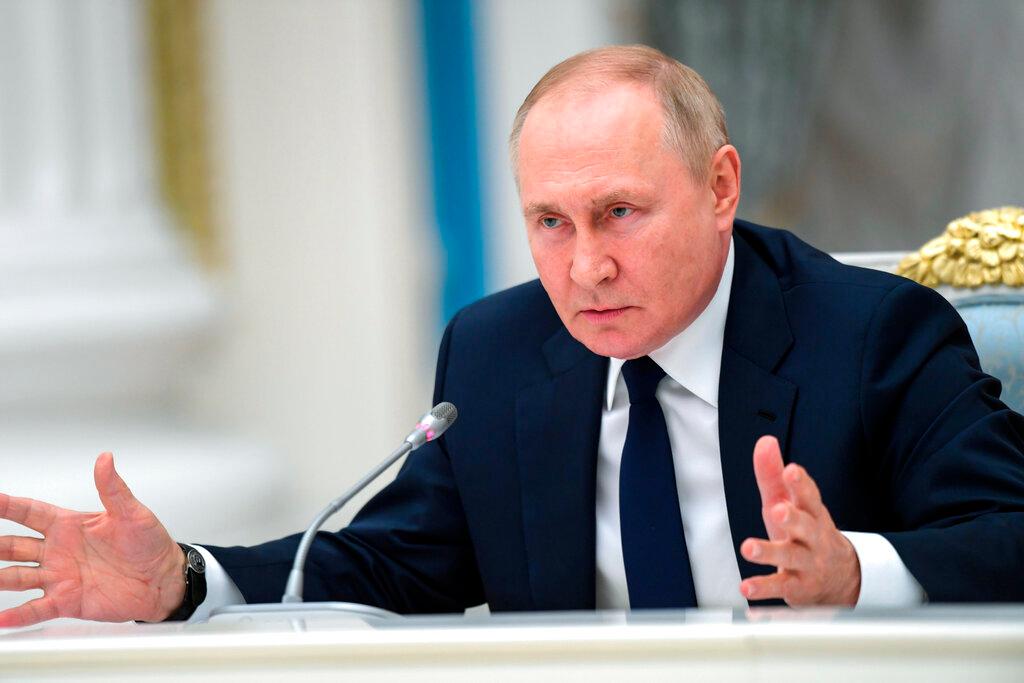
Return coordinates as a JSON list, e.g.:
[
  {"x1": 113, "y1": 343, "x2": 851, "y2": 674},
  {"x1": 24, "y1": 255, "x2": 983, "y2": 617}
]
[{"x1": 189, "y1": 0, "x2": 435, "y2": 539}]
